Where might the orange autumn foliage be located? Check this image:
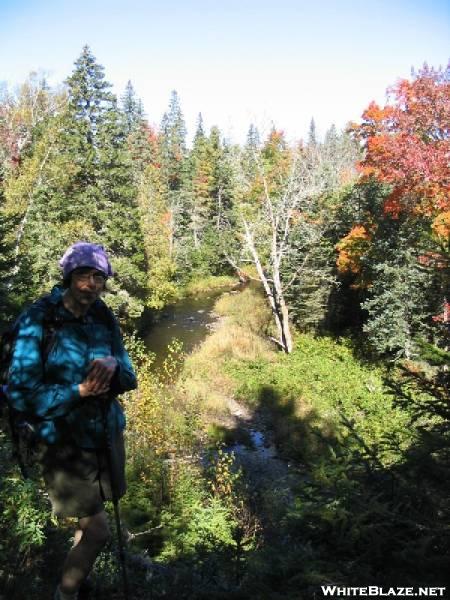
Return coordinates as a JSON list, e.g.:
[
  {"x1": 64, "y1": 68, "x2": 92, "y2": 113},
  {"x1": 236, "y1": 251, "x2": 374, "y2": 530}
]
[
  {"x1": 432, "y1": 211, "x2": 450, "y2": 241},
  {"x1": 336, "y1": 225, "x2": 372, "y2": 275}
]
